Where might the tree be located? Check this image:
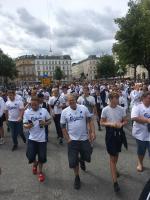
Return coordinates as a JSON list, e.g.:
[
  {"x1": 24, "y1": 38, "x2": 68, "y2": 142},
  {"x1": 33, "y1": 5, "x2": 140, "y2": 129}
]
[
  {"x1": 0, "y1": 49, "x2": 18, "y2": 85},
  {"x1": 113, "y1": 1, "x2": 144, "y2": 81},
  {"x1": 116, "y1": 63, "x2": 127, "y2": 78},
  {"x1": 80, "y1": 72, "x2": 86, "y2": 80},
  {"x1": 53, "y1": 66, "x2": 65, "y2": 80},
  {"x1": 96, "y1": 55, "x2": 117, "y2": 78},
  {"x1": 113, "y1": 0, "x2": 150, "y2": 80},
  {"x1": 140, "y1": 0, "x2": 150, "y2": 79}
]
